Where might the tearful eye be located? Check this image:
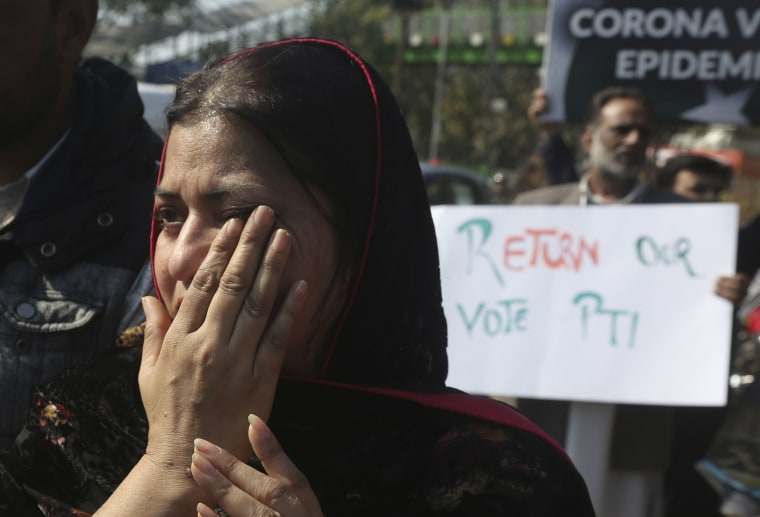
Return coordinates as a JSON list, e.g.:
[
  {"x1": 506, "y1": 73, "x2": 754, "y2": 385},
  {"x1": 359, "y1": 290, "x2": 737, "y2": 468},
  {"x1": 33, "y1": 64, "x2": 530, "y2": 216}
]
[
  {"x1": 155, "y1": 206, "x2": 184, "y2": 234},
  {"x1": 220, "y1": 208, "x2": 255, "y2": 226}
]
